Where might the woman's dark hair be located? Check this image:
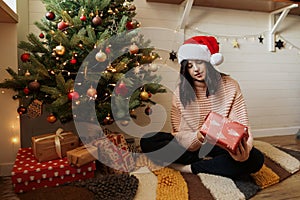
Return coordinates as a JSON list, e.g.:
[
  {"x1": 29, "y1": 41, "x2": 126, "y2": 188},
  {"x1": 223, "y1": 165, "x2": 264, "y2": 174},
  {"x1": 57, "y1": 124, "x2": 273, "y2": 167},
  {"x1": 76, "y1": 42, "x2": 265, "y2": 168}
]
[{"x1": 179, "y1": 60, "x2": 225, "y2": 107}]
